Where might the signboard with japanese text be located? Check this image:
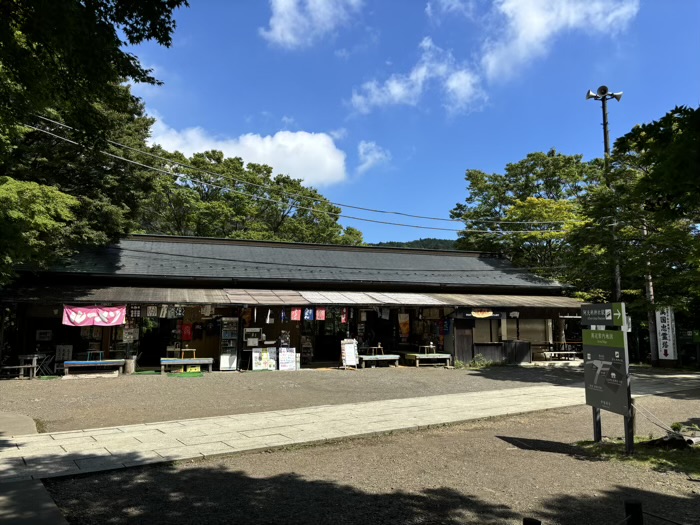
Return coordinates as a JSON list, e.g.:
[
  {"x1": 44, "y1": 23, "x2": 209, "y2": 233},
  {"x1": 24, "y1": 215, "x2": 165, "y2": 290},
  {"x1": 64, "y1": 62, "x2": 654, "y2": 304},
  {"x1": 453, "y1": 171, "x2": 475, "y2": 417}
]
[
  {"x1": 581, "y1": 303, "x2": 626, "y2": 327},
  {"x1": 278, "y1": 347, "x2": 297, "y2": 371},
  {"x1": 583, "y1": 329, "x2": 630, "y2": 416},
  {"x1": 655, "y1": 307, "x2": 677, "y2": 360}
]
